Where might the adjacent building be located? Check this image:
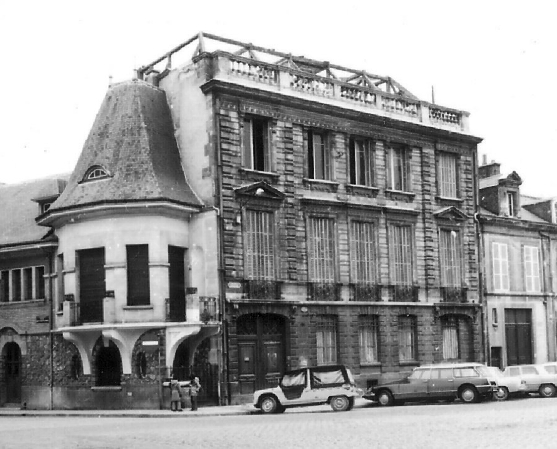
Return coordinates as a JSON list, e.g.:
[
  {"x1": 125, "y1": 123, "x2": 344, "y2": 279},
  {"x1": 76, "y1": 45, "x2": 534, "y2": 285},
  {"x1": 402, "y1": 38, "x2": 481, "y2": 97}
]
[
  {"x1": 478, "y1": 158, "x2": 557, "y2": 368},
  {"x1": 1, "y1": 32, "x2": 485, "y2": 408}
]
